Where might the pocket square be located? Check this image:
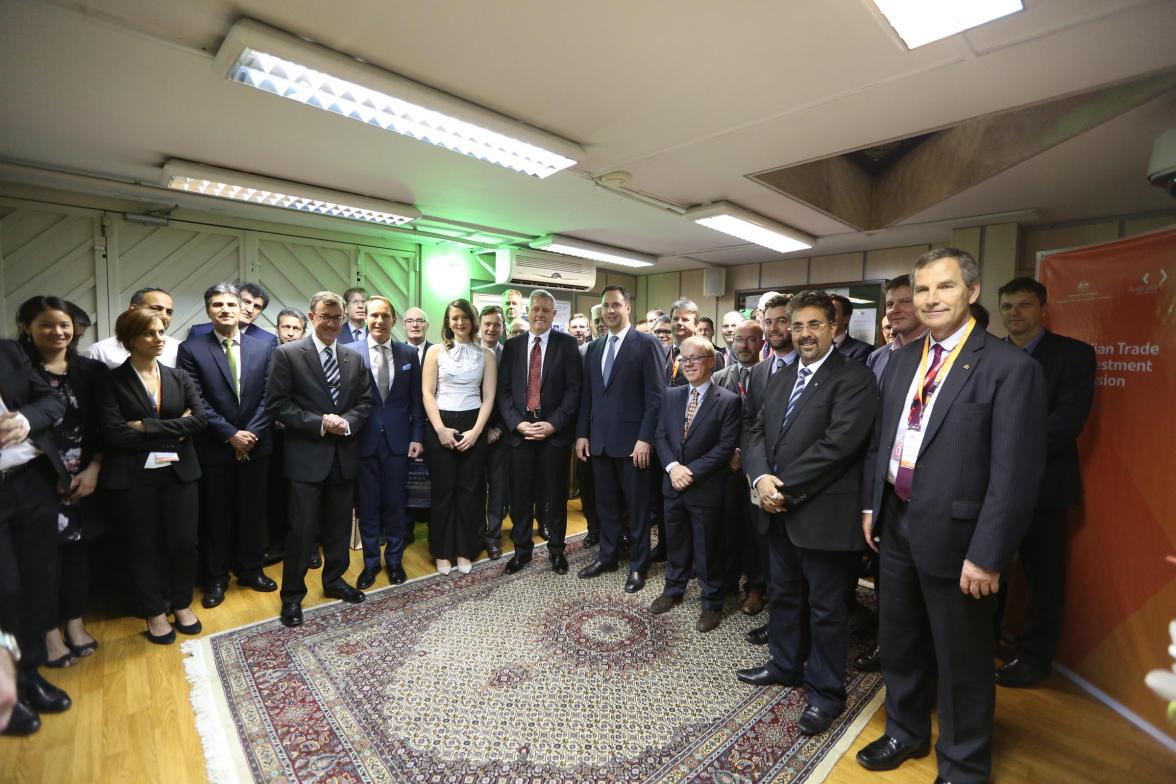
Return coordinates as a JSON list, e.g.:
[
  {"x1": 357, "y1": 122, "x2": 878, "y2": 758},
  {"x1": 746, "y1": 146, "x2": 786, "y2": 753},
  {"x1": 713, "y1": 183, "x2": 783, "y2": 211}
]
[{"x1": 401, "y1": 363, "x2": 412, "y2": 371}]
